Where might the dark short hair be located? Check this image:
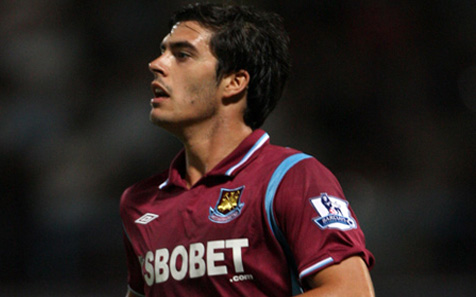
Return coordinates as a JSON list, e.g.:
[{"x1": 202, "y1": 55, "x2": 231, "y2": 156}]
[{"x1": 170, "y1": 3, "x2": 291, "y2": 129}]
